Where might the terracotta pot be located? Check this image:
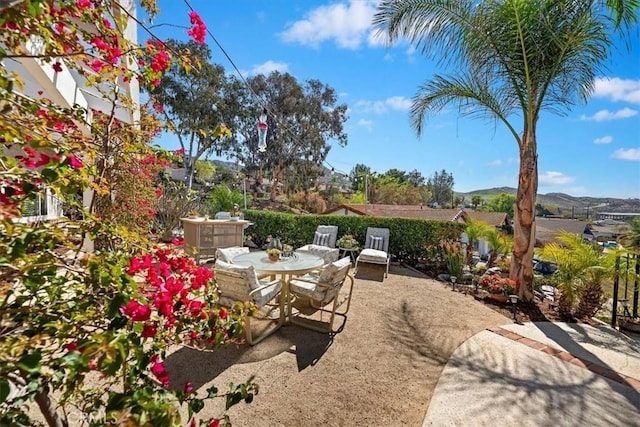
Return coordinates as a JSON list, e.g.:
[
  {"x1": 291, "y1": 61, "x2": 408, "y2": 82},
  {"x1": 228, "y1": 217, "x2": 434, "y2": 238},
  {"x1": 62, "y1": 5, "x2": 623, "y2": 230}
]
[
  {"x1": 268, "y1": 254, "x2": 280, "y2": 262},
  {"x1": 489, "y1": 293, "x2": 509, "y2": 303}
]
